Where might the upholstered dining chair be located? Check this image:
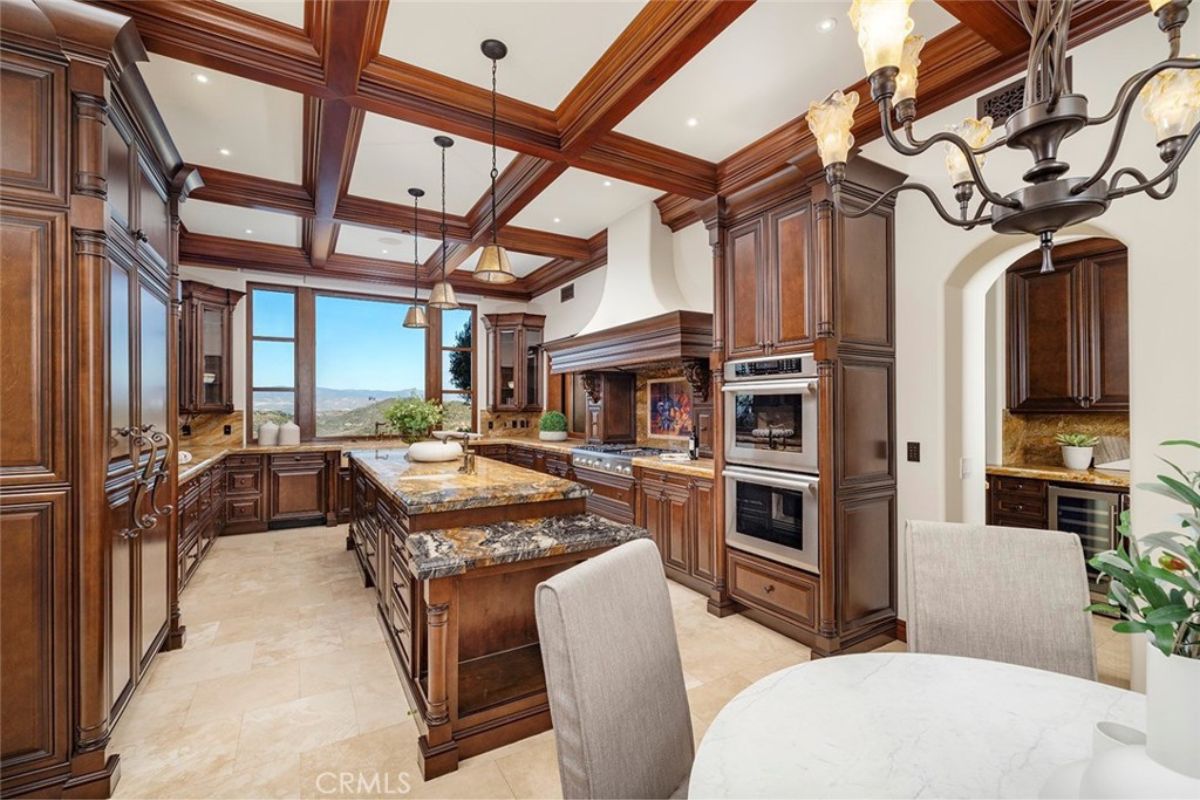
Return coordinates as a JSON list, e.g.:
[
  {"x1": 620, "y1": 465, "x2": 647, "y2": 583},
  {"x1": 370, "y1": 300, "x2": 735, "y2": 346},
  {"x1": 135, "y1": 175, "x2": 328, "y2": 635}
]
[
  {"x1": 535, "y1": 539, "x2": 694, "y2": 799},
  {"x1": 904, "y1": 520, "x2": 1097, "y2": 680}
]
